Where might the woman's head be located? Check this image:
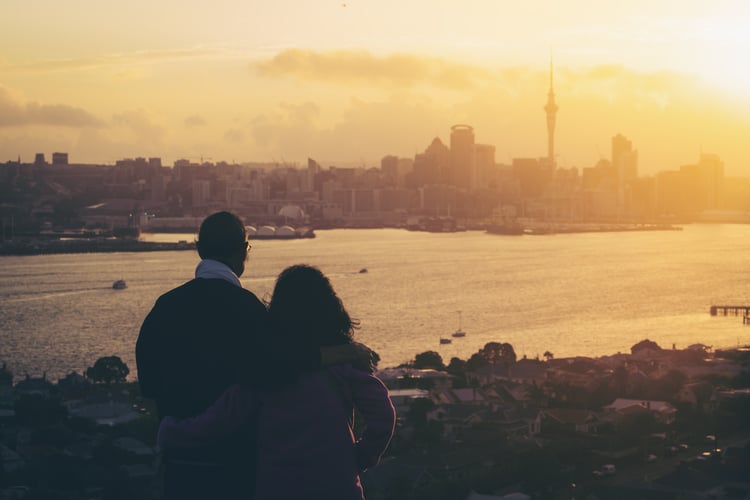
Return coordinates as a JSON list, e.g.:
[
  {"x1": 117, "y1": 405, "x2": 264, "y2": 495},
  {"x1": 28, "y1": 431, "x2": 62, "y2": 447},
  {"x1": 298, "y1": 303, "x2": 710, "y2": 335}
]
[{"x1": 269, "y1": 264, "x2": 355, "y2": 347}]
